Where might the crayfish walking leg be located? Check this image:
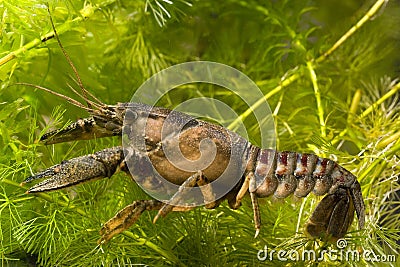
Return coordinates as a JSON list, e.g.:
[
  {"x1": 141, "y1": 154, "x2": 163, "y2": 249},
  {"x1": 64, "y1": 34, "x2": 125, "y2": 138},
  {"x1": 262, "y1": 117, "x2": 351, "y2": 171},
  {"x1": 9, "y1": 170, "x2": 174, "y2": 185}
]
[{"x1": 153, "y1": 170, "x2": 217, "y2": 223}]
